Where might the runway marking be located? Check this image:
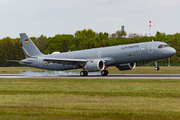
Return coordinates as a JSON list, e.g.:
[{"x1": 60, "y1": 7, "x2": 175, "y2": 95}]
[{"x1": 0, "y1": 74, "x2": 180, "y2": 79}]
